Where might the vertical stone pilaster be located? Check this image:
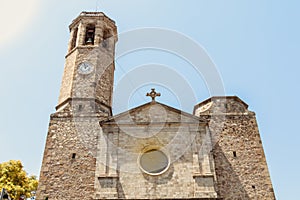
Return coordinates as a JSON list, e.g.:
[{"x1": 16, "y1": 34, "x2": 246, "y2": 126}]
[
  {"x1": 94, "y1": 24, "x2": 103, "y2": 45},
  {"x1": 78, "y1": 22, "x2": 86, "y2": 46}
]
